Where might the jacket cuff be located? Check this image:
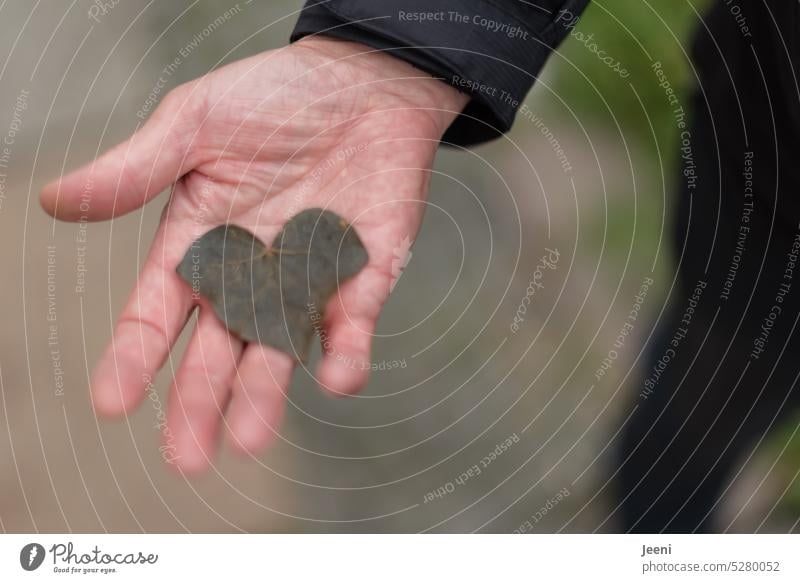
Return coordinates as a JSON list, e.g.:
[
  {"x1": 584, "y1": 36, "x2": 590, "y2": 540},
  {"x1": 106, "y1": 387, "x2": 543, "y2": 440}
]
[{"x1": 290, "y1": 0, "x2": 589, "y2": 146}]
